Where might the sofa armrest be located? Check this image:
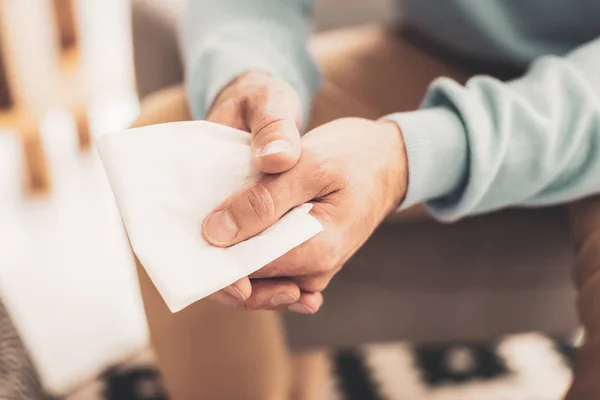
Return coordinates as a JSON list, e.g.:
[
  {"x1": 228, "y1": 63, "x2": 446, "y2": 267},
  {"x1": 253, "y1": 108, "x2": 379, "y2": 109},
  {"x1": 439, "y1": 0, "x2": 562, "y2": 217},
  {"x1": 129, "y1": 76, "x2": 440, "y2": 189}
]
[{"x1": 565, "y1": 196, "x2": 600, "y2": 399}]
